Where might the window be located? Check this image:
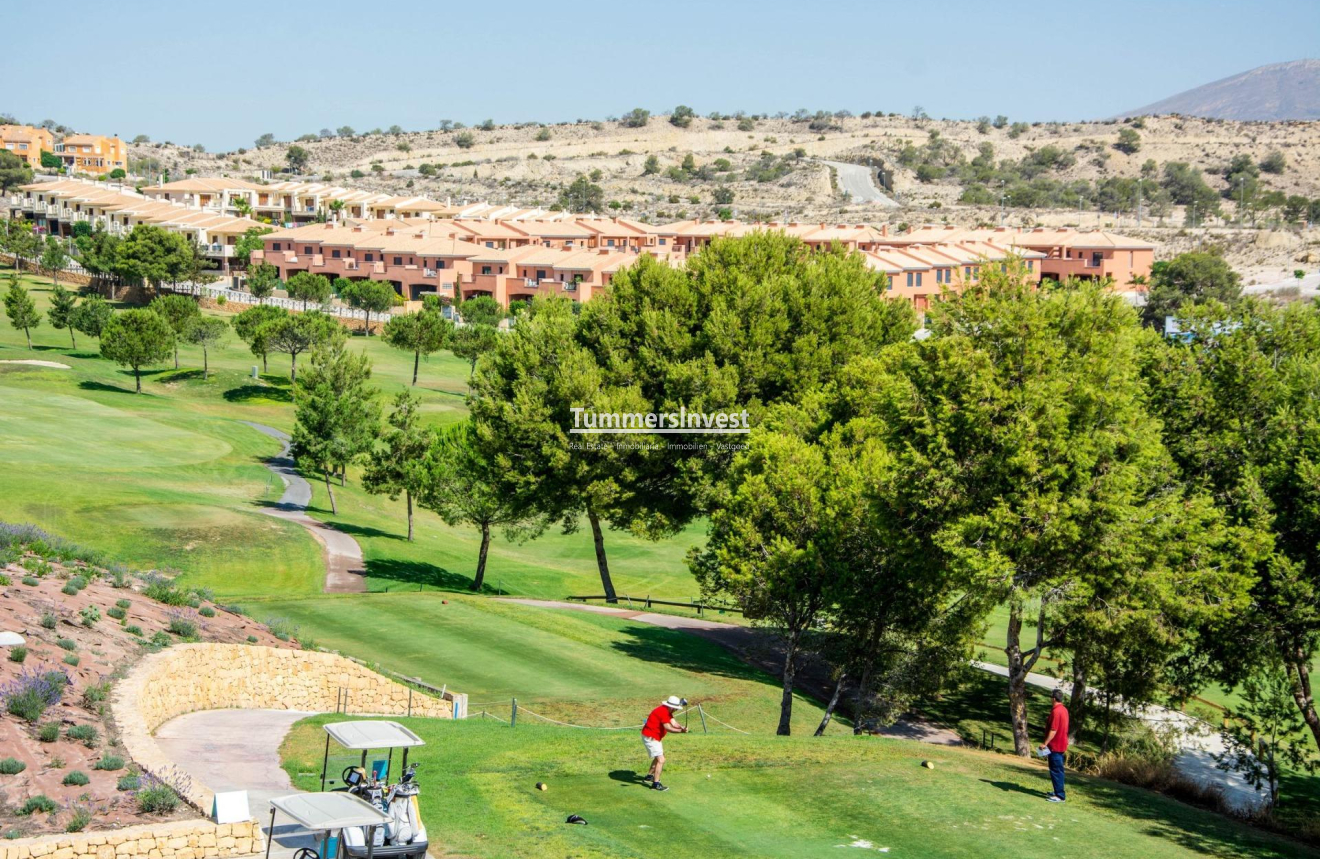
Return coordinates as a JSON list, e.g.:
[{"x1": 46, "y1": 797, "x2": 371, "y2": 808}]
[
  {"x1": 915, "y1": 272, "x2": 923, "y2": 287},
  {"x1": 332, "y1": 249, "x2": 341, "y2": 258},
  {"x1": 965, "y1": 266, "x2": 972, "y2": 280},
  {"x1": 1026, "y1": 260, "x2": 1033, "y2": 271},
  {"x1": 481, "y1": 266, "x2": 493, "y2": 275},
  {"x1": 606, "y1": 239, "x2": 615, "y2": 247},
  {"x1": 304, "y1": 246, "x2": 312, "y2": 254},
  {"x1": 659, "y1": 238, "x2": 667, "y2": 245},
  {"x1": 365, "y1": 253, "x2": 374, "y2": 262},
  {"x1": 486, "y1": 241, "x2": 494, "y2": 248},
  {"x1": 906, "y1": 272, "x2": 913, "y2": 288},
  {"x1": 437, "y1": 259, "x2": 445, "y2": 269},
  {"x1": 536, "y1": 269, "x2": 546, "y2": 280},
  {"x1": 272, "y1": 243, "x2": 282, "y2": 251},
  {"x1": 393, "y1": 256, "x2": 403, "y2": 266}
]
